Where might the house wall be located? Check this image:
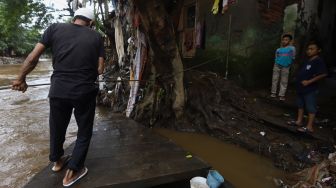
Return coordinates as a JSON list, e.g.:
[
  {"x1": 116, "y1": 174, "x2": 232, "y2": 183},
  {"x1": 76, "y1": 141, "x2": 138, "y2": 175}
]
[
  {"x1": 296, "y1": 0, "x2": 336, "y2": 68},
  {"x1": 182, "y1": 0, "x2": 292, "y2": 88},
  {"x1": 180, "y1": 0, "x2": 335, "y2": 87}
]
